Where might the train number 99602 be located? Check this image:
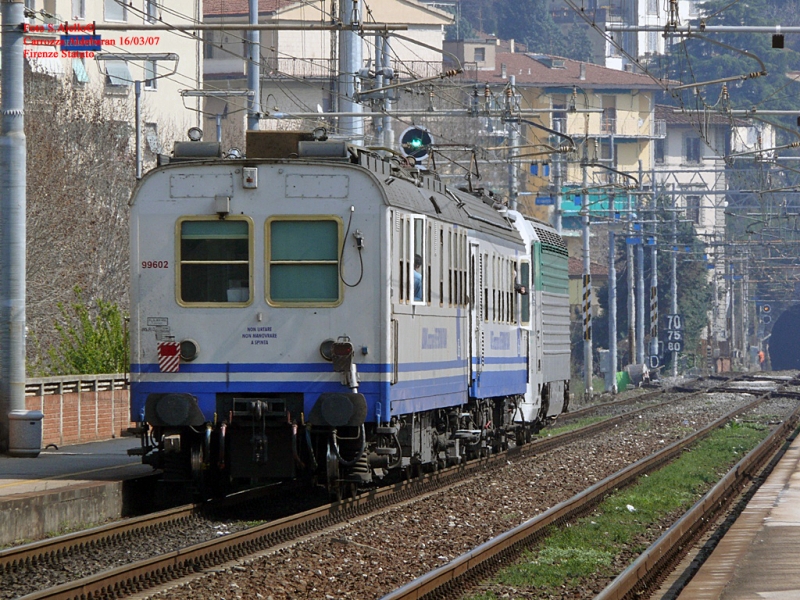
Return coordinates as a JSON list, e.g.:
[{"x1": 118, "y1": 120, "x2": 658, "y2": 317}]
[{"x1": 142, "y1": 260, "x2": 169, "y2": 269}]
